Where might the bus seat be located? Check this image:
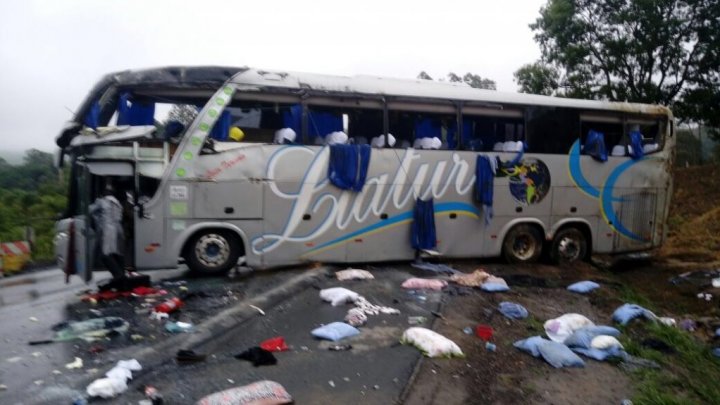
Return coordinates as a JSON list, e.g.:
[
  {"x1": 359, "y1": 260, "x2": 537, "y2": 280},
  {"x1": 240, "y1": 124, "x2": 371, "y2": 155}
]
[
  {"x1": 371, "y1": 134, "x2": 396, "y2": 148},
  {"x1": 325, "y1": 131, "x2": 349, "y2": 145},
  {"x1": 611, "y1": 145, "x2": 626, "y2": 156},
  {"x1": 643, "y1": 143, "x2": 659, "y2": 154},
  {"x1": 274, "y1": 128, "x2": 297, "y2": 144}
]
